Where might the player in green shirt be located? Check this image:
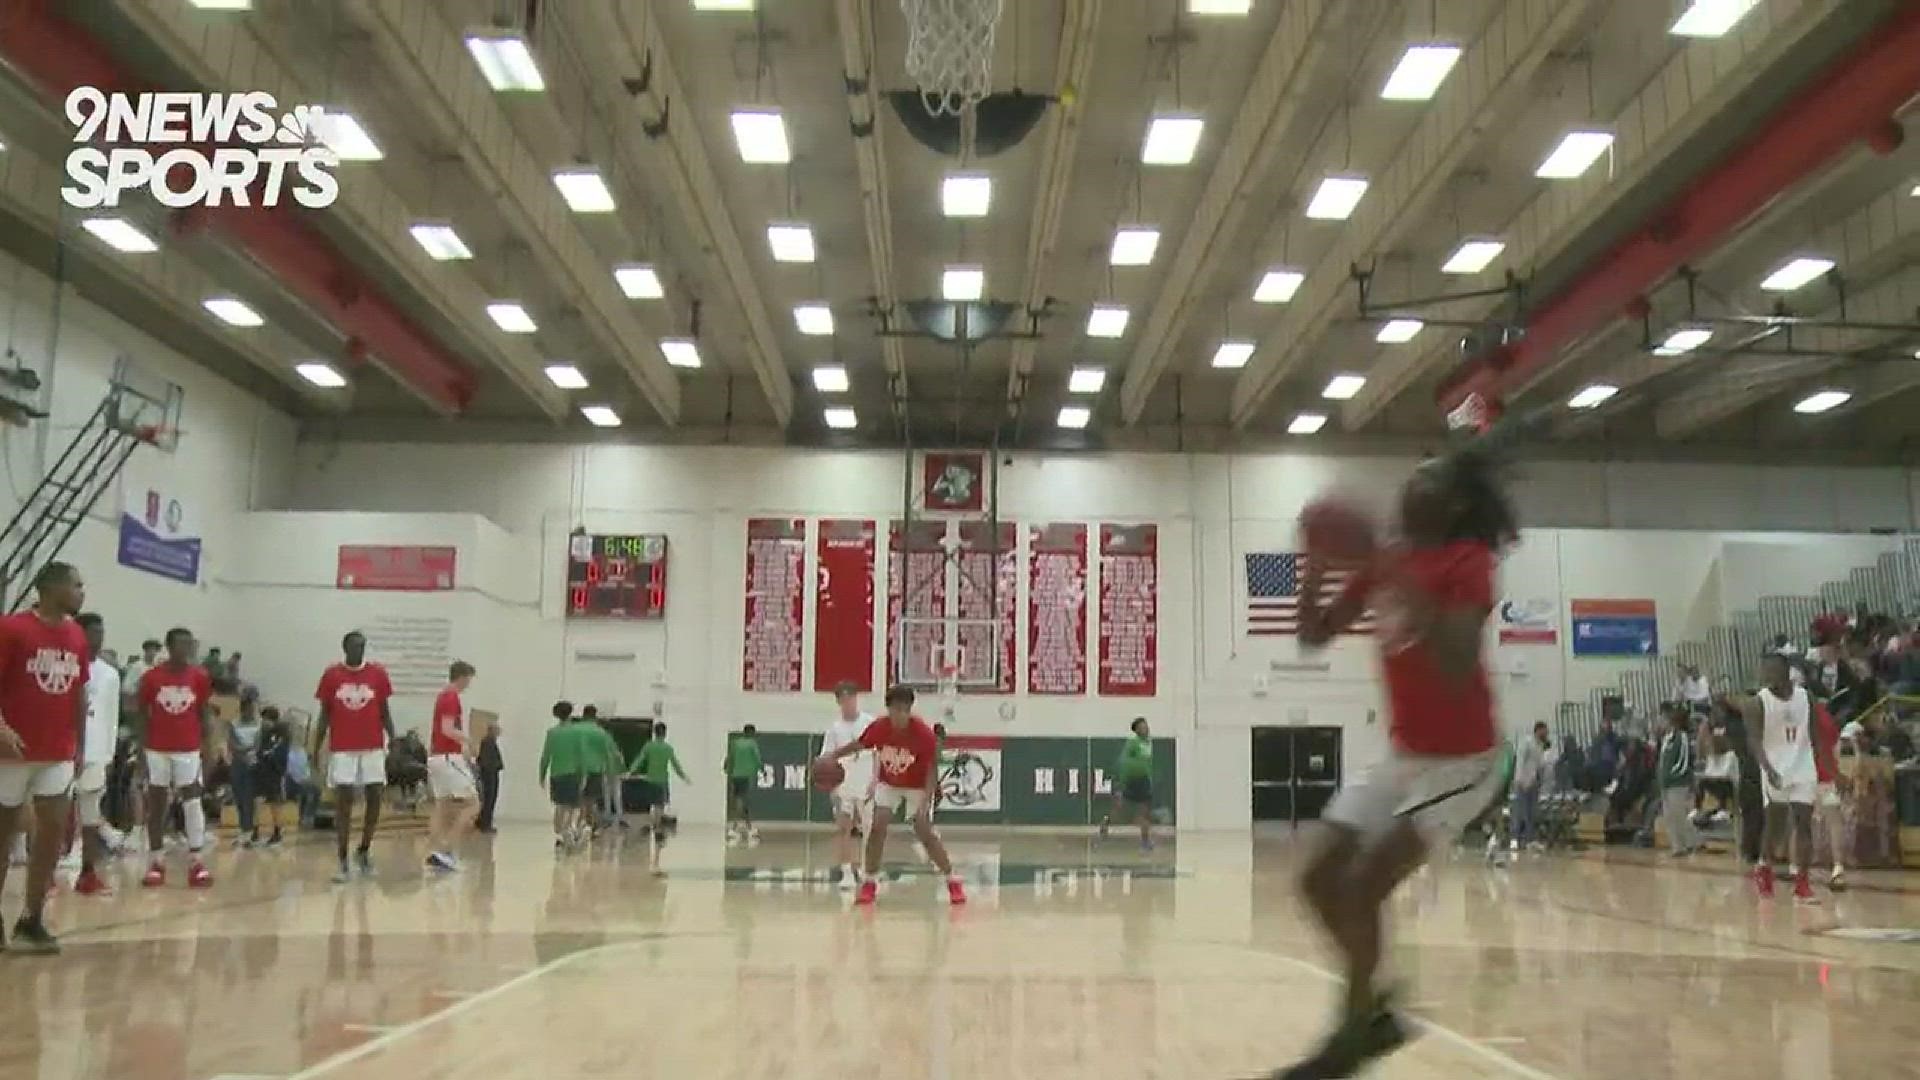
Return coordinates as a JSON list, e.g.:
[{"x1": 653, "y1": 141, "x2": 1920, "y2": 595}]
[
  {"x1": 538, "y1": 702, "x2": 595, "y2": 851},
  {"x1": 722, "y1": 724, "x2": 763, "y2": 846},
  {"x1": 581, "y1": 714, "x2": 625, "y2": 836},
  {"x1": 1099, "y1": 717, "x2": 1156, "y2": 850},
  {"x1": 632, "y1": 721, "x2": 689, "y2": 872}
]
